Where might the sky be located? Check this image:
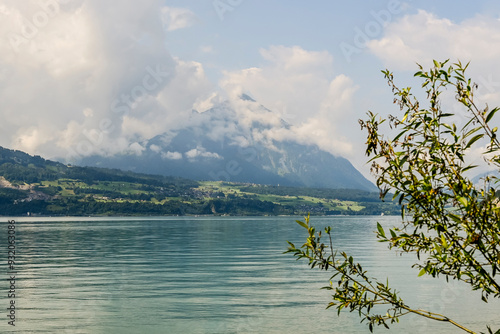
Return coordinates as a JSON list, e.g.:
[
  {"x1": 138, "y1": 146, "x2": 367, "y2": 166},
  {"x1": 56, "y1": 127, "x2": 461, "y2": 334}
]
[{"x1": 1, "y1": 0, "x2": 500, "y2": 180}]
